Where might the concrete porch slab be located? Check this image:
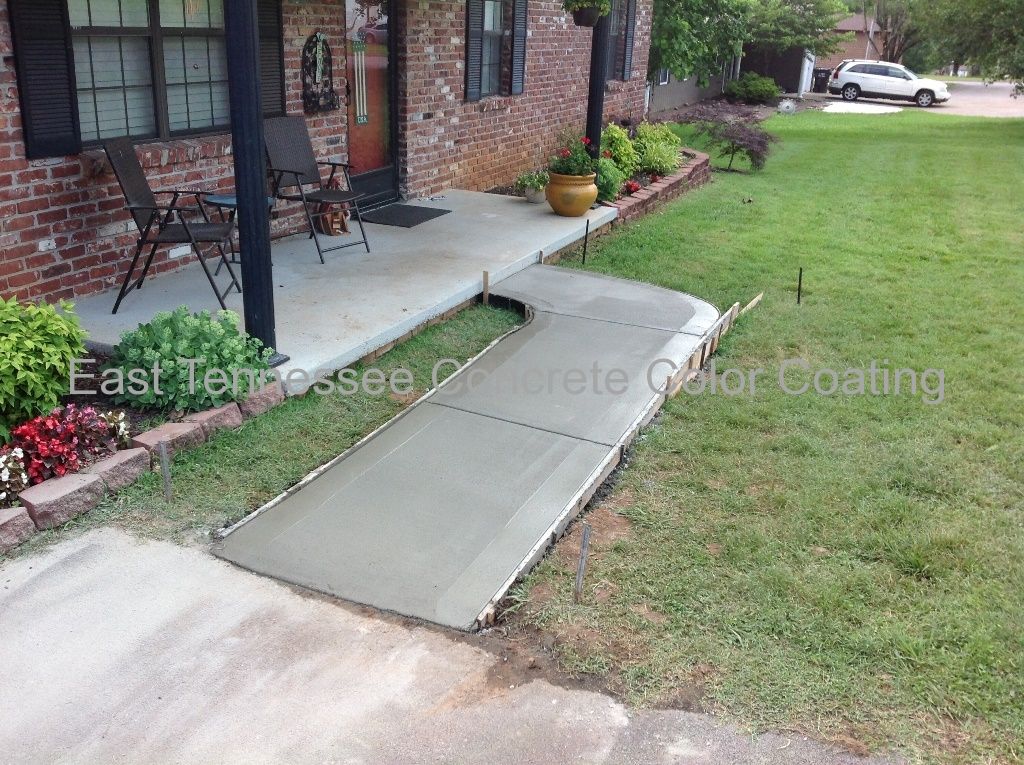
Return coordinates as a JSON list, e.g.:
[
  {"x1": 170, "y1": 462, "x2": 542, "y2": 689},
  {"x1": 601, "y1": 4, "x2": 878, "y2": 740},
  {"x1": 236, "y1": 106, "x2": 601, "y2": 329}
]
[{"x1": 72, "y1": 190, "x2": 616, "y2": 380}]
